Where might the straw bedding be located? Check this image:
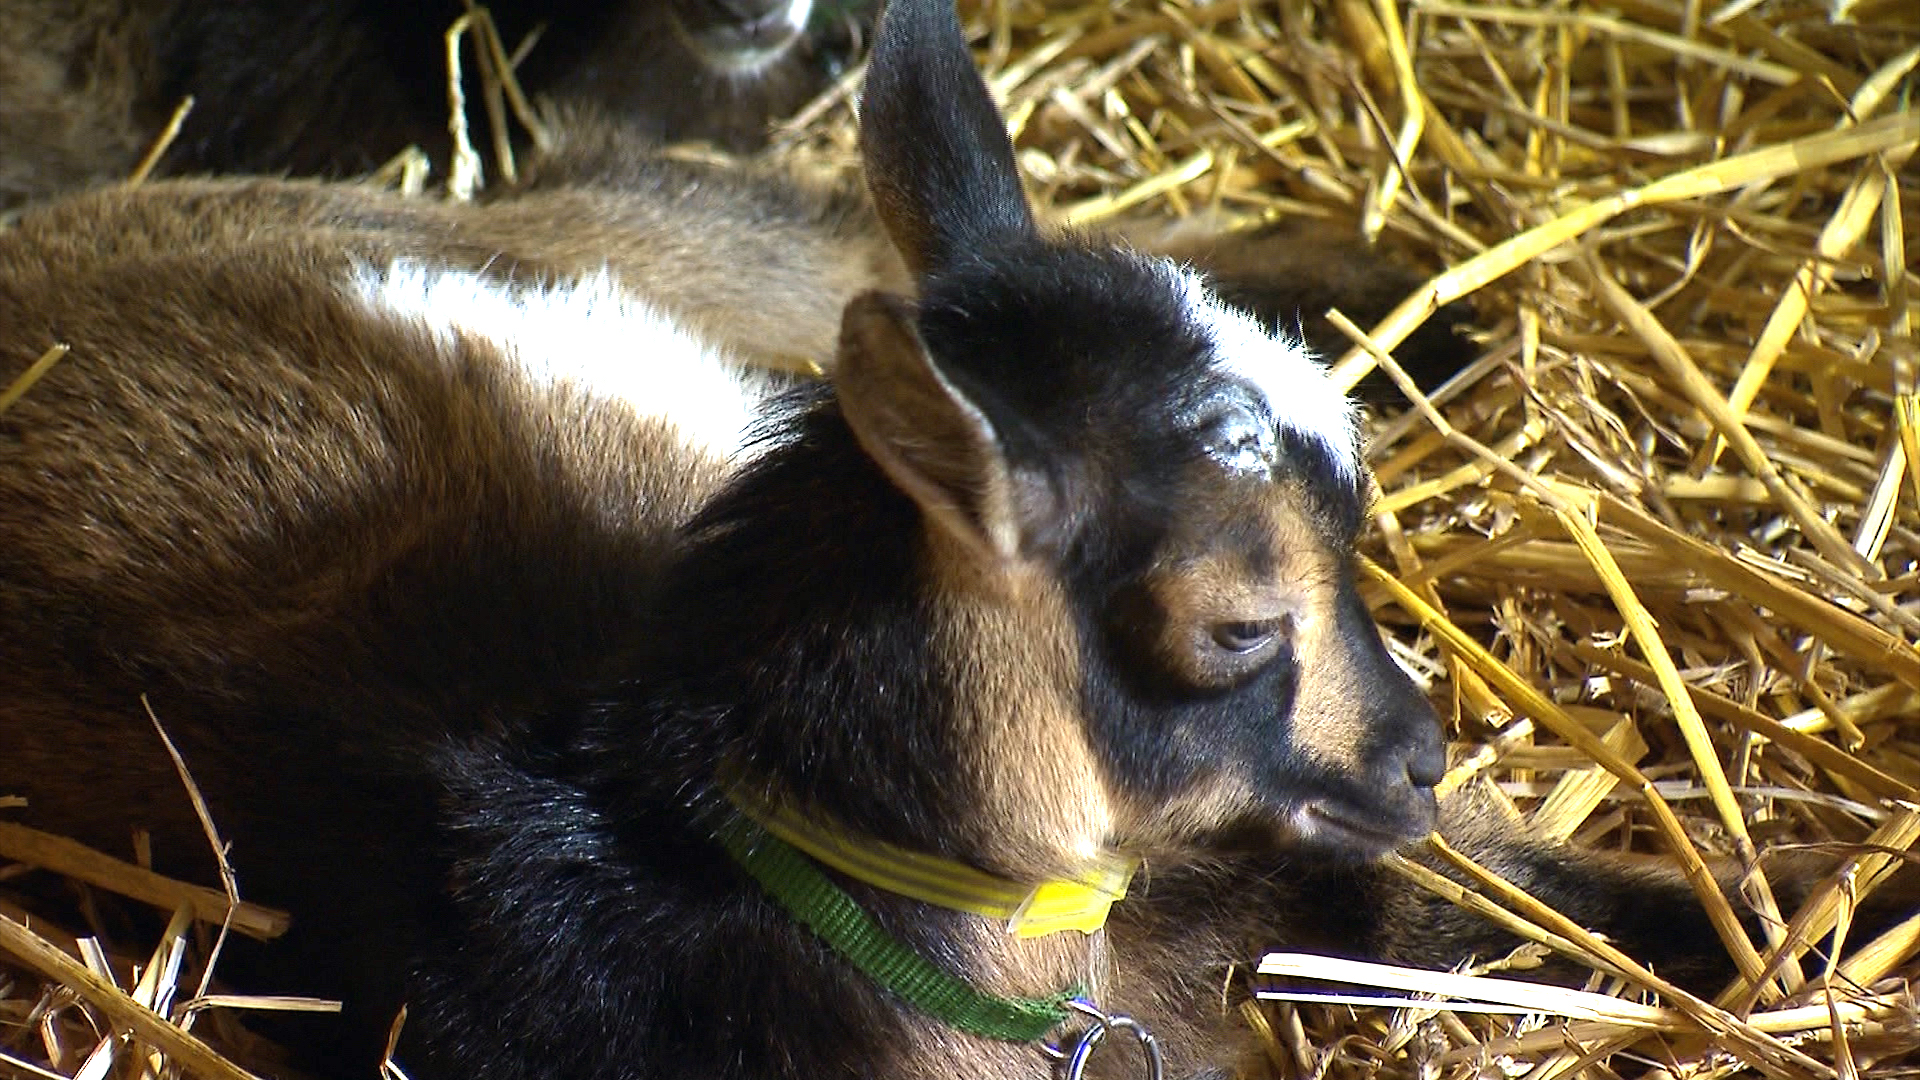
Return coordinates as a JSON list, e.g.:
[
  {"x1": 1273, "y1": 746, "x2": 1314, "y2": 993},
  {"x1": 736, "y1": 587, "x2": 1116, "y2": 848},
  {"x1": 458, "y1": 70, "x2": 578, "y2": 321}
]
[{"x1": 3, "y1": 0, "x2": 1918, "y2": 1076}]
